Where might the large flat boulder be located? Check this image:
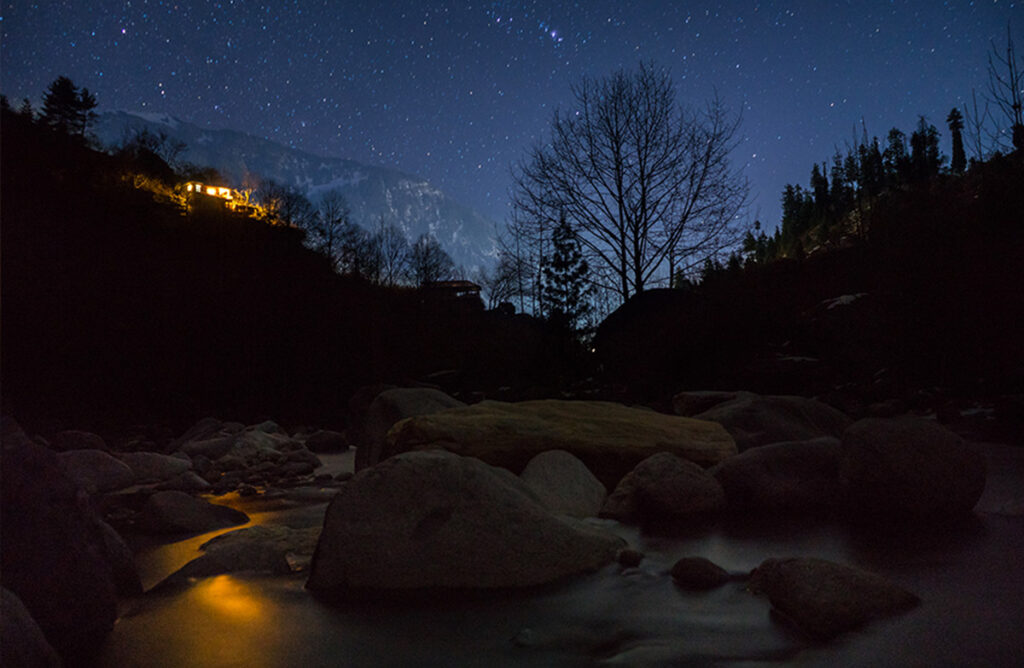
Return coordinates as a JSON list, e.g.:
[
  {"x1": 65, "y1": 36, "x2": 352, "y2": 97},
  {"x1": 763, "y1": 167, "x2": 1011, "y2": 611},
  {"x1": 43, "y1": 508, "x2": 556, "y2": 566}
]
[
  {"x1": 519, "y1": 450, "x2": 607, "y2": 518},
  {"x1": 840, "y1": 417, "x2": 986, "y2": 518},
  {"x1": 355, "y1": 387, "x2": 466, "y2": 471},
  {"x1": 710, "y1": 437, "x2": 842, "y2": 515},
  {"x1": 306, "y1": 450, "x2": 624, "y2": 594},
  {"x1": 600, "y1": 452, "x2": 725, "y2": 524},
  {"x1": 687, "y1": 391, "x2": 852, "y2": 452},
  {"x1": 747, "y1": 557, "x2": 919, "y2": 640},
  {"x1": 383, "y1": 400, "x2": 736, "y2": 489}
]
